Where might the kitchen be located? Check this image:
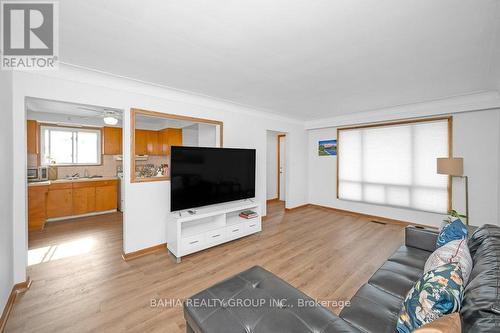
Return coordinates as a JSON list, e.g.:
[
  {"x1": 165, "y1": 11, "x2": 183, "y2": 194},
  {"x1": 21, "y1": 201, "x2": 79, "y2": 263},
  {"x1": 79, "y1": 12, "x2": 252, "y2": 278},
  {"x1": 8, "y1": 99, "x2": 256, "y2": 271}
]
[
  {"x1": 26, "y1": 99, "x2": 220, "y2": 237},
  {"x1": 26, "y1": 98, "x2": 126, "y2": 234}
]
